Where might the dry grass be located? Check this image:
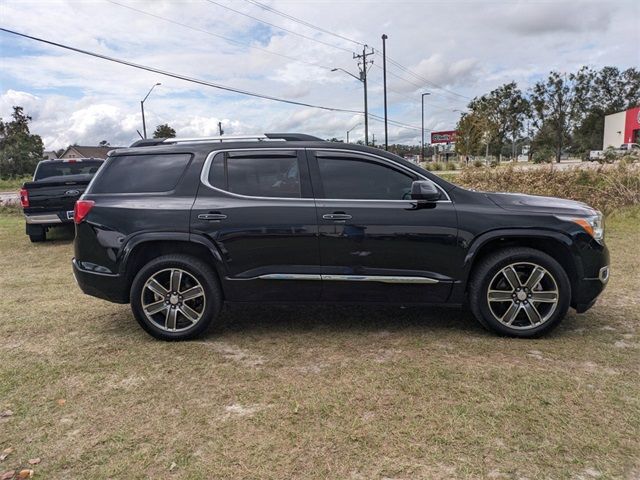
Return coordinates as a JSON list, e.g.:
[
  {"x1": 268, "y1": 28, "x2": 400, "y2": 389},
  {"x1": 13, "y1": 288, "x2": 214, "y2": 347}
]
[
  {"x1": 453, "y1": 163, "x2": 640, "y2": 214},
  {"x1": 0, "y1": 208, "x2": 639, "y2": 479}
]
